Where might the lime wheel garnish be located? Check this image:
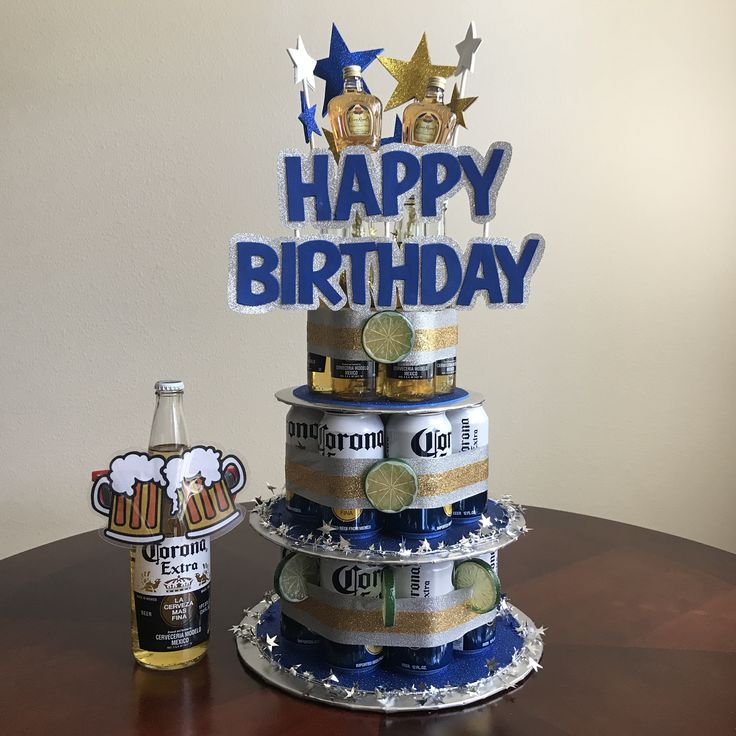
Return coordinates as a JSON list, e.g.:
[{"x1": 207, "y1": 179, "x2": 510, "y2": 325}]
[
  {"x1": 364, "y1": 459, "x2": 418, "y2": 513},
  {"x1": 452, "y1": 558, "x2": 501, "y2": 614},
  {"x1": 361, "y1": 311, "x2": 415, "y2": 364},
  {"x1": 382, "y1": 567, "x2": 396, "y2": 627},
  {"x1": 273, "y1": 551, "x2": 319, "y2": 603}
]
